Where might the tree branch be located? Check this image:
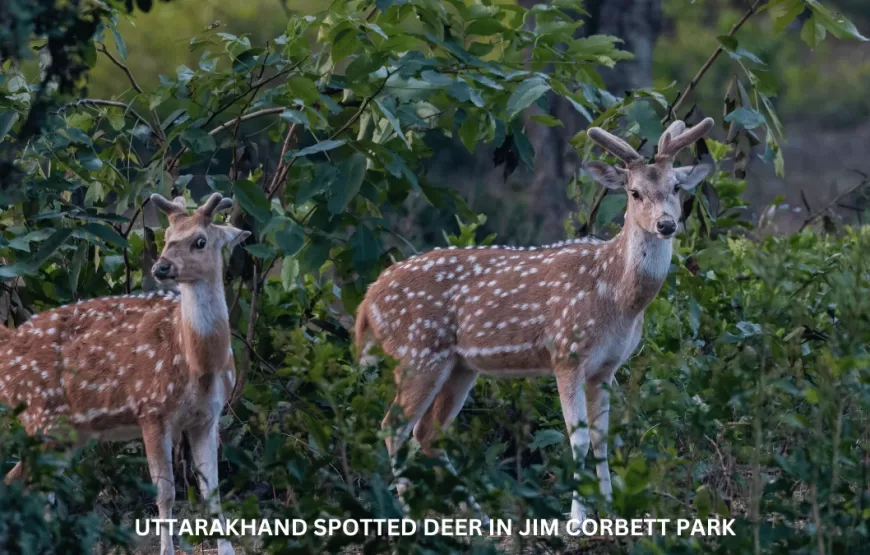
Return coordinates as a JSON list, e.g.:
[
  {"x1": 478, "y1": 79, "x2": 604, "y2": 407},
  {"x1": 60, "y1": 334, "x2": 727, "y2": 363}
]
[
  {"x1": 665, "y1": 0, "x2": 766, "y2": 124},
  {"x1": 97, "y1": 44, "x2": 165, "y2": 143},
  {"x1": 166, "y1": 107, "x2": 287, "y2": 173},
  {"x1": 799, "y1": 171, "x2": 869, "y2": 231},
  {"x1": 70, "y1": 99, "x2": 152, "y2": 133},
  {"x1": 266, "y1": 123, "x2": 298, "y2": 200}
]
